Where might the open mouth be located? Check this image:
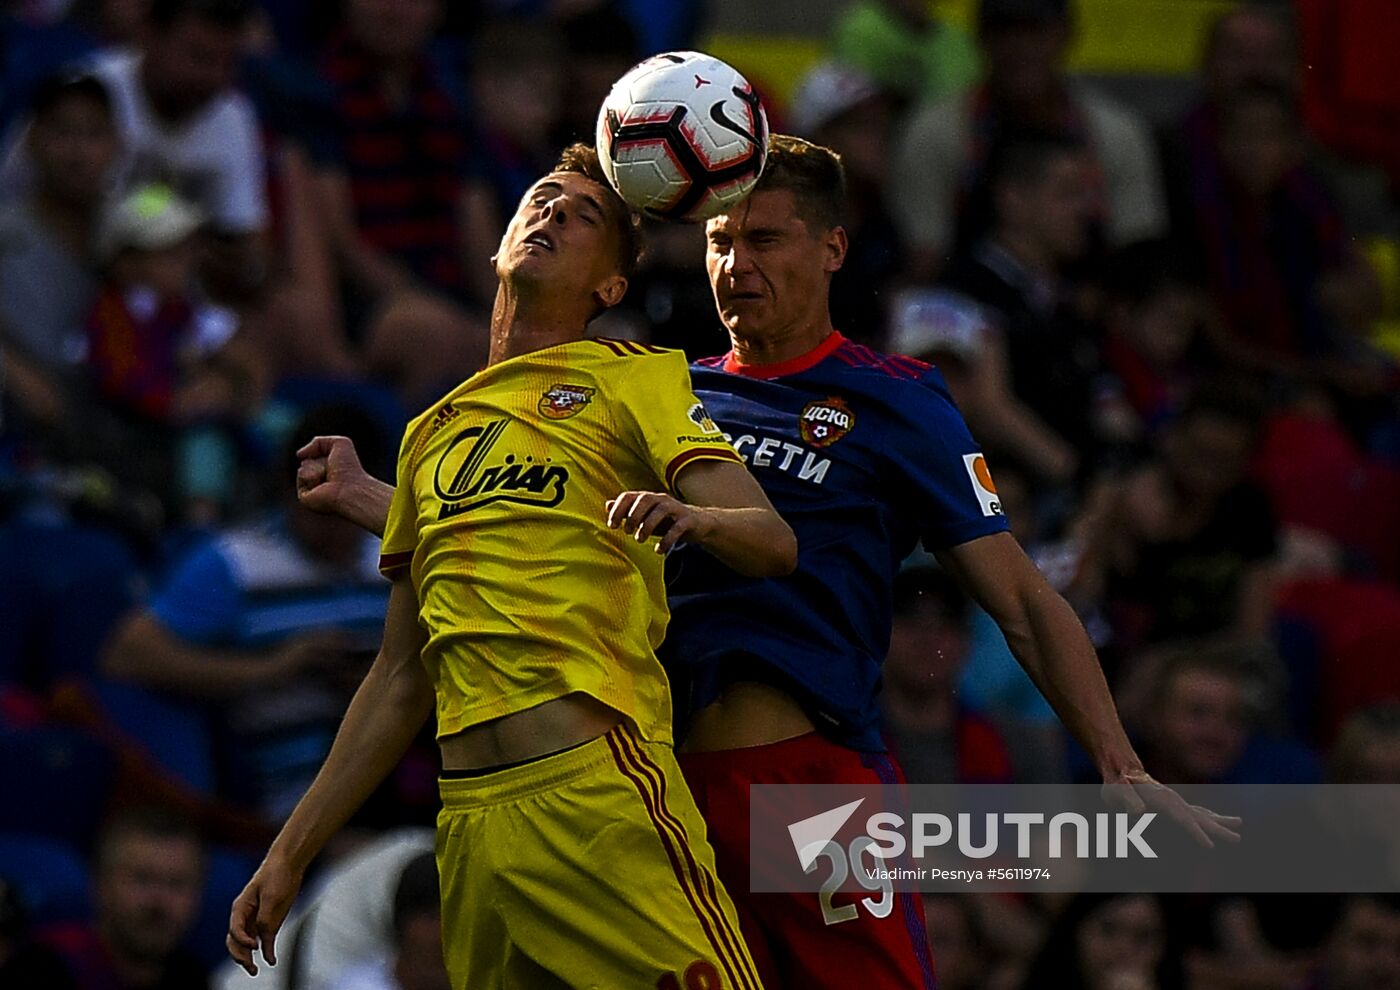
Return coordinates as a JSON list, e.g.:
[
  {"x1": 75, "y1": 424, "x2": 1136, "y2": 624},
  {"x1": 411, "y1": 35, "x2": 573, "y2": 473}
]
[{"x1": 523, "y1": 230, "x2": 554, "y2": 251}]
